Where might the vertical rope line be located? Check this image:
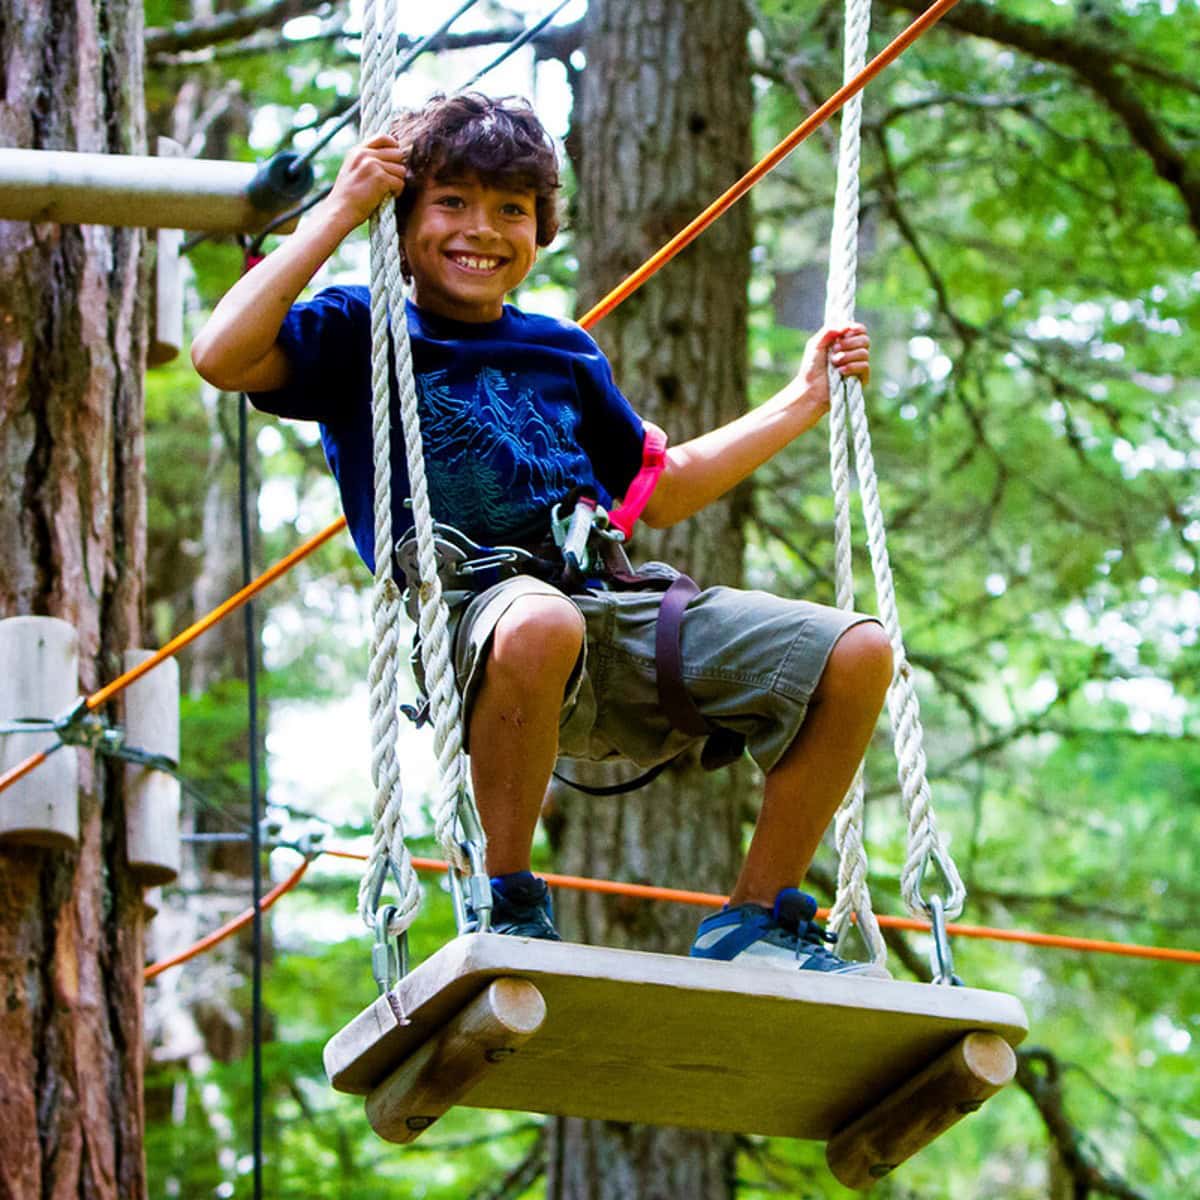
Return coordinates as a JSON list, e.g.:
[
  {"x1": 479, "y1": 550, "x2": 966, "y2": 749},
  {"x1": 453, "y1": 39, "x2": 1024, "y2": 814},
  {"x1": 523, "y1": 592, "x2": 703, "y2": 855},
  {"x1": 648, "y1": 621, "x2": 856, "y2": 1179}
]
[
  {"x1": 357, "y1": 0, "x2": 483, "y2": 939},
  {"x1": 237, "y1": 392, "x2": 265, "y2": 1200},
  {"x1": 823, "y1": 0, "x2": 887, "y2": 964},
  {"x1": 358, "y1": 0, "x2": 421, "y2": 934},
  {"x1": 822, "y1": 0, "x2": 967, "y2": 925}
]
